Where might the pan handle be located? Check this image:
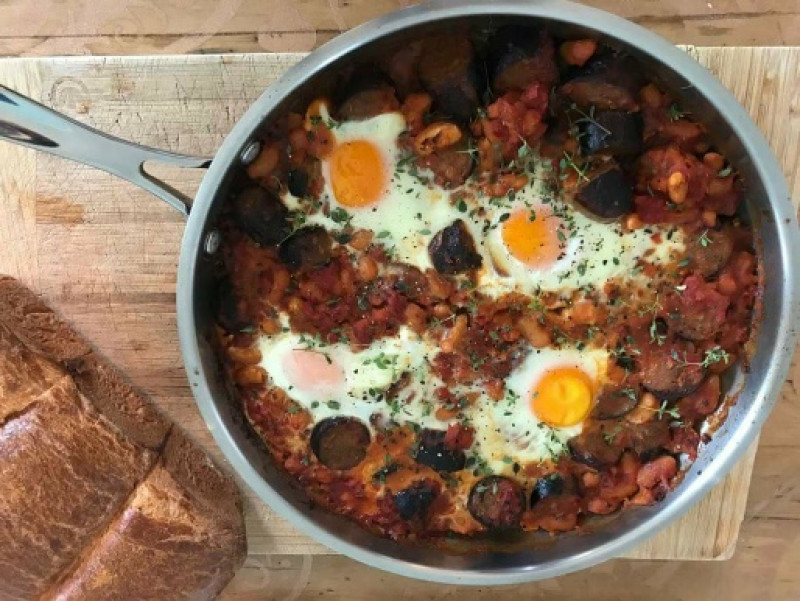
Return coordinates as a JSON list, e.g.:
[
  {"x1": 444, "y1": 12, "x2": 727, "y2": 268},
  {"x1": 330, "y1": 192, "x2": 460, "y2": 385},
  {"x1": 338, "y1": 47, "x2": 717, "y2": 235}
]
[{"x1": 0, "y1": 85, "x2": 211, "y2": 216}]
